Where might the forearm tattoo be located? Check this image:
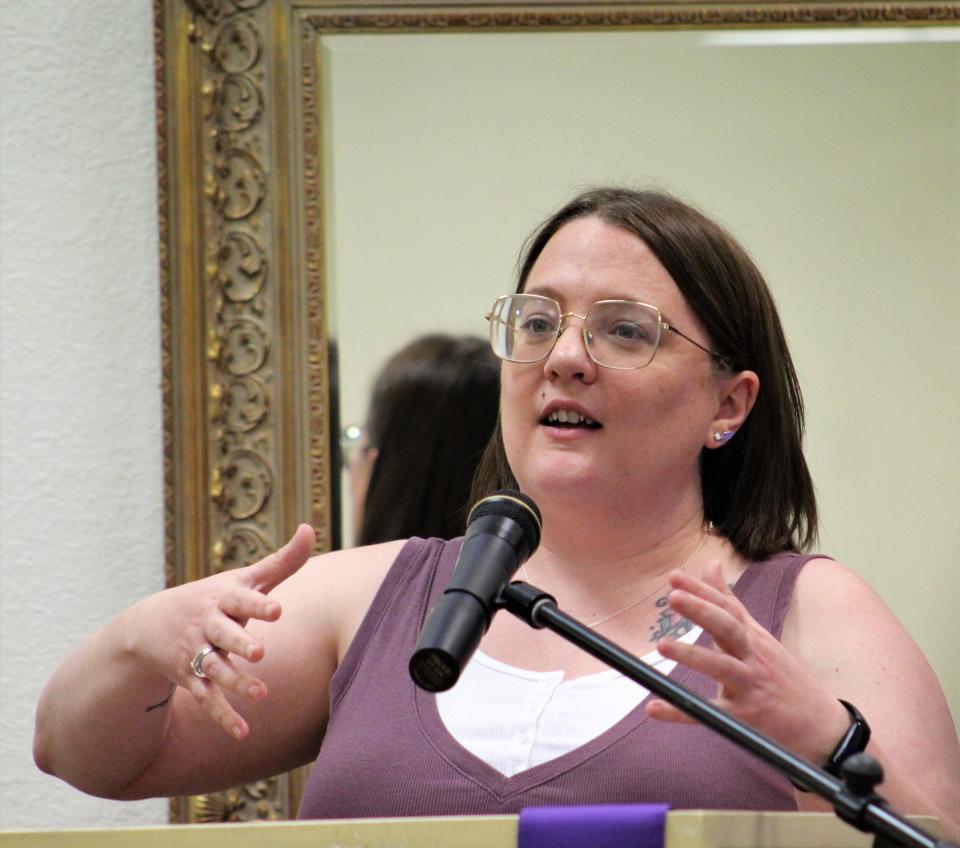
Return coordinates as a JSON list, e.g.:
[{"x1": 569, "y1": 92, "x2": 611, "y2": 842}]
[
  {"x1": 145, "y1": 681, "x2": 176, "y2": 714},
  {"x1": 649, "y1": 595, "x2": 695, "y2": 642}
]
